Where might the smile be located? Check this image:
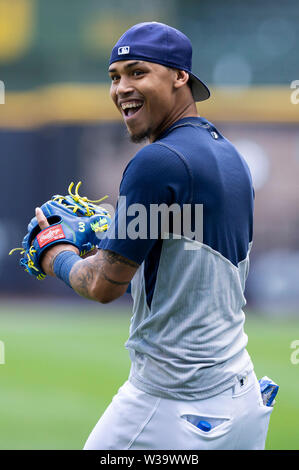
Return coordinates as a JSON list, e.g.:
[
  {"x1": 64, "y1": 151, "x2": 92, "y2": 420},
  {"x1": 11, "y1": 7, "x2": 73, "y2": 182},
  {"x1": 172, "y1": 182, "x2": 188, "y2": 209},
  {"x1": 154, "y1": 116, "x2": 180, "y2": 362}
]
[{"x1": 120, "y1": 100, "x2": 144, "y2": 119}]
